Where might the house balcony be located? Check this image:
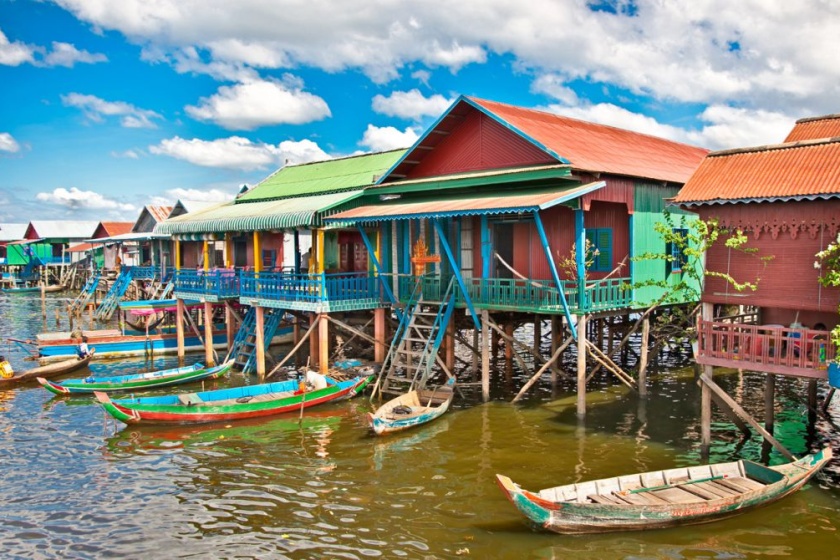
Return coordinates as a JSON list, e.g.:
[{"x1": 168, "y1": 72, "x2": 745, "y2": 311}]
[
  {"x1": 173, "y1": 269, "x2": 240, "y2": 302},
  {"x1": 238, "y1": 271, "x2": 382, "y2": 313},
  {"x1": 695, "y1": 319, "x2": 832, "y2": 379},
  {"x1": 397, "y1": 275, "x2": 634, "y2": 314}
]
